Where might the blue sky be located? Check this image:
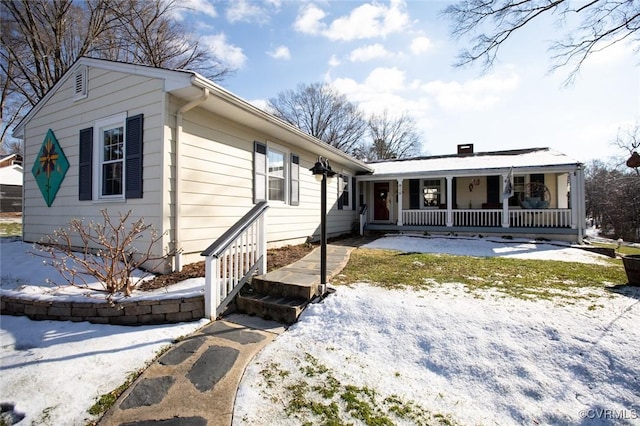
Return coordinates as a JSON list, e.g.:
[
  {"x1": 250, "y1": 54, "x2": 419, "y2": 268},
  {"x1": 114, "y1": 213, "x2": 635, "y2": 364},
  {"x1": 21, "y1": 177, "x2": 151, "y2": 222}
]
[{"x1": 176, "y1": 0, "x2": 638, "y2": 164}]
